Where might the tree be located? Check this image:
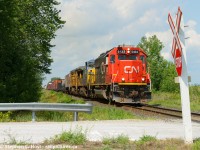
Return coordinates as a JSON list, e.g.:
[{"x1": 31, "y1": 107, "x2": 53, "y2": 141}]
[
  {"x1": 160, "y1": 60, "x2": 179, "y2": 92},
  {"x1": 137, "y1": 35, "x2": 178, "y2": 92},
  {"x1": 0, "y1": 0, "x2": 65, "y2": 102},
  {"x1": 138, "y1": 35, "x2": 164, "y2": 91}
]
